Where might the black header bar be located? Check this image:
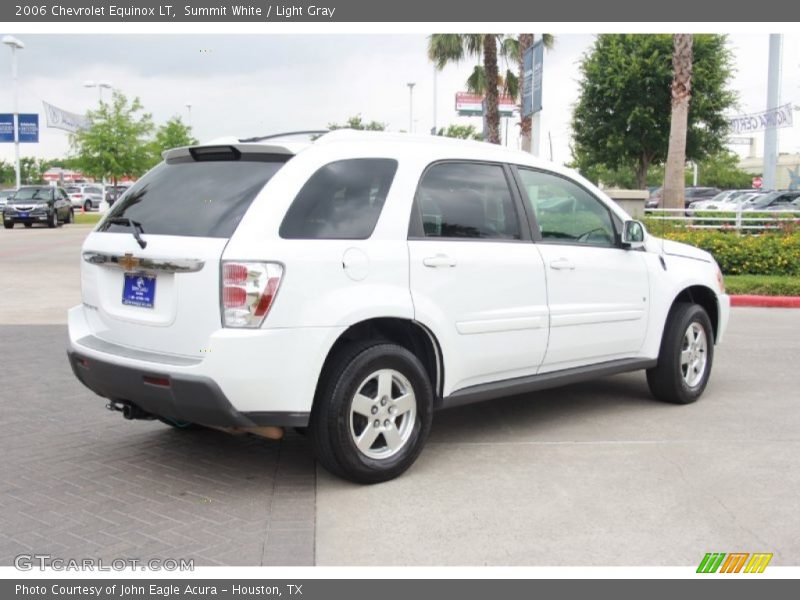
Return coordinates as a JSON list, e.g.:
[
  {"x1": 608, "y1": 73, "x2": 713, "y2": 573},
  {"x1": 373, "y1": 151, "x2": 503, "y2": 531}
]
[{"x1": 2, "y1": 0, "x2": 798, "y2": 23}]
